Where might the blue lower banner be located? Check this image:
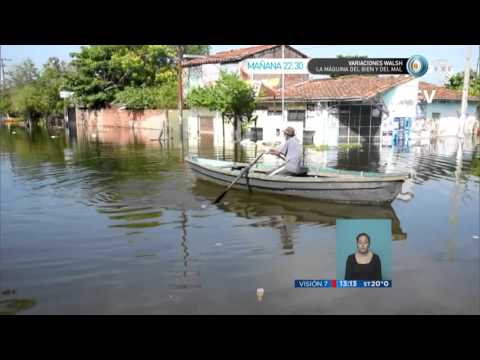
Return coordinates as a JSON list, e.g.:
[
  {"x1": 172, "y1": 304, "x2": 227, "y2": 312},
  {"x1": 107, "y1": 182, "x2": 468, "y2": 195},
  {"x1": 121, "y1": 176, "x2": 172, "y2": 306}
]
[
  {"x1": 337, "y1": 280, "x2": 392, "y2": 288},
  {"x1": 294, "y1": 280, "x2": 334, "y2": 288},
  {"x1": 294, "y1": 280, "x2": 392, "y2": 288}
]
